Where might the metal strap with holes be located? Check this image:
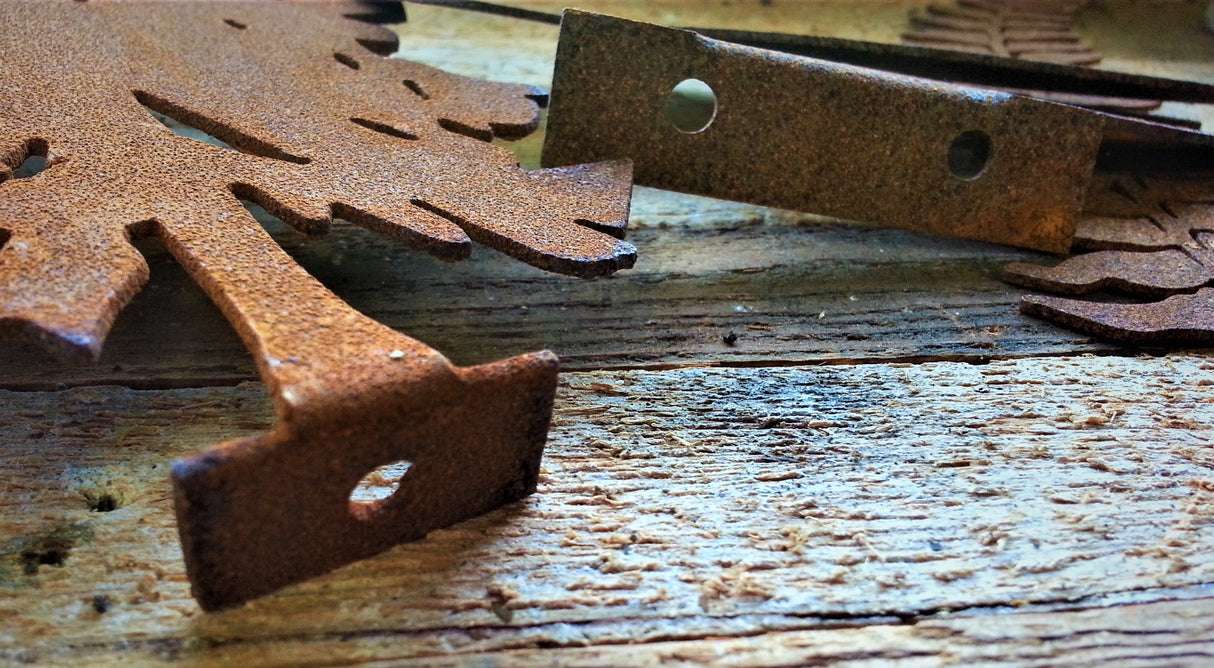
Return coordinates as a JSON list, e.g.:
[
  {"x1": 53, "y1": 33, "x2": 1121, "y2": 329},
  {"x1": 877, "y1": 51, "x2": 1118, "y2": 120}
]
[{"x1": 542, "y1": 10, "x2": 1107, "y2": 253}]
